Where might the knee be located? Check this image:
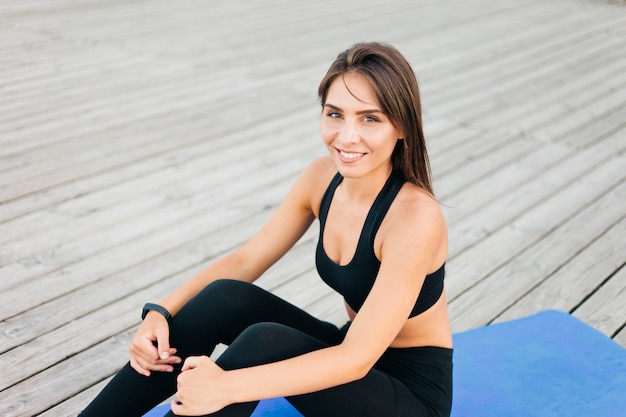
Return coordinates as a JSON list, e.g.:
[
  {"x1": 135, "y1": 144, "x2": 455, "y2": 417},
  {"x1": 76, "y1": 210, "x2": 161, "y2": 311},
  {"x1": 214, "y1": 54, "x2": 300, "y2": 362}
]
[
  {"x1": 205, "y1": 279, "x2": 255, "y2": 298},
  {"x1": 216, "y1": 323, "x2": 327, "y2": 370},
  {"x1": 235, "y1": 322, "x2": 294, "y2": 348},
  {"x1": 172, "y1": 279, "x2": 254, "y2": 325},
  {"x1": 194, "y1": 279, "x2": 257, "y2": 309}
]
